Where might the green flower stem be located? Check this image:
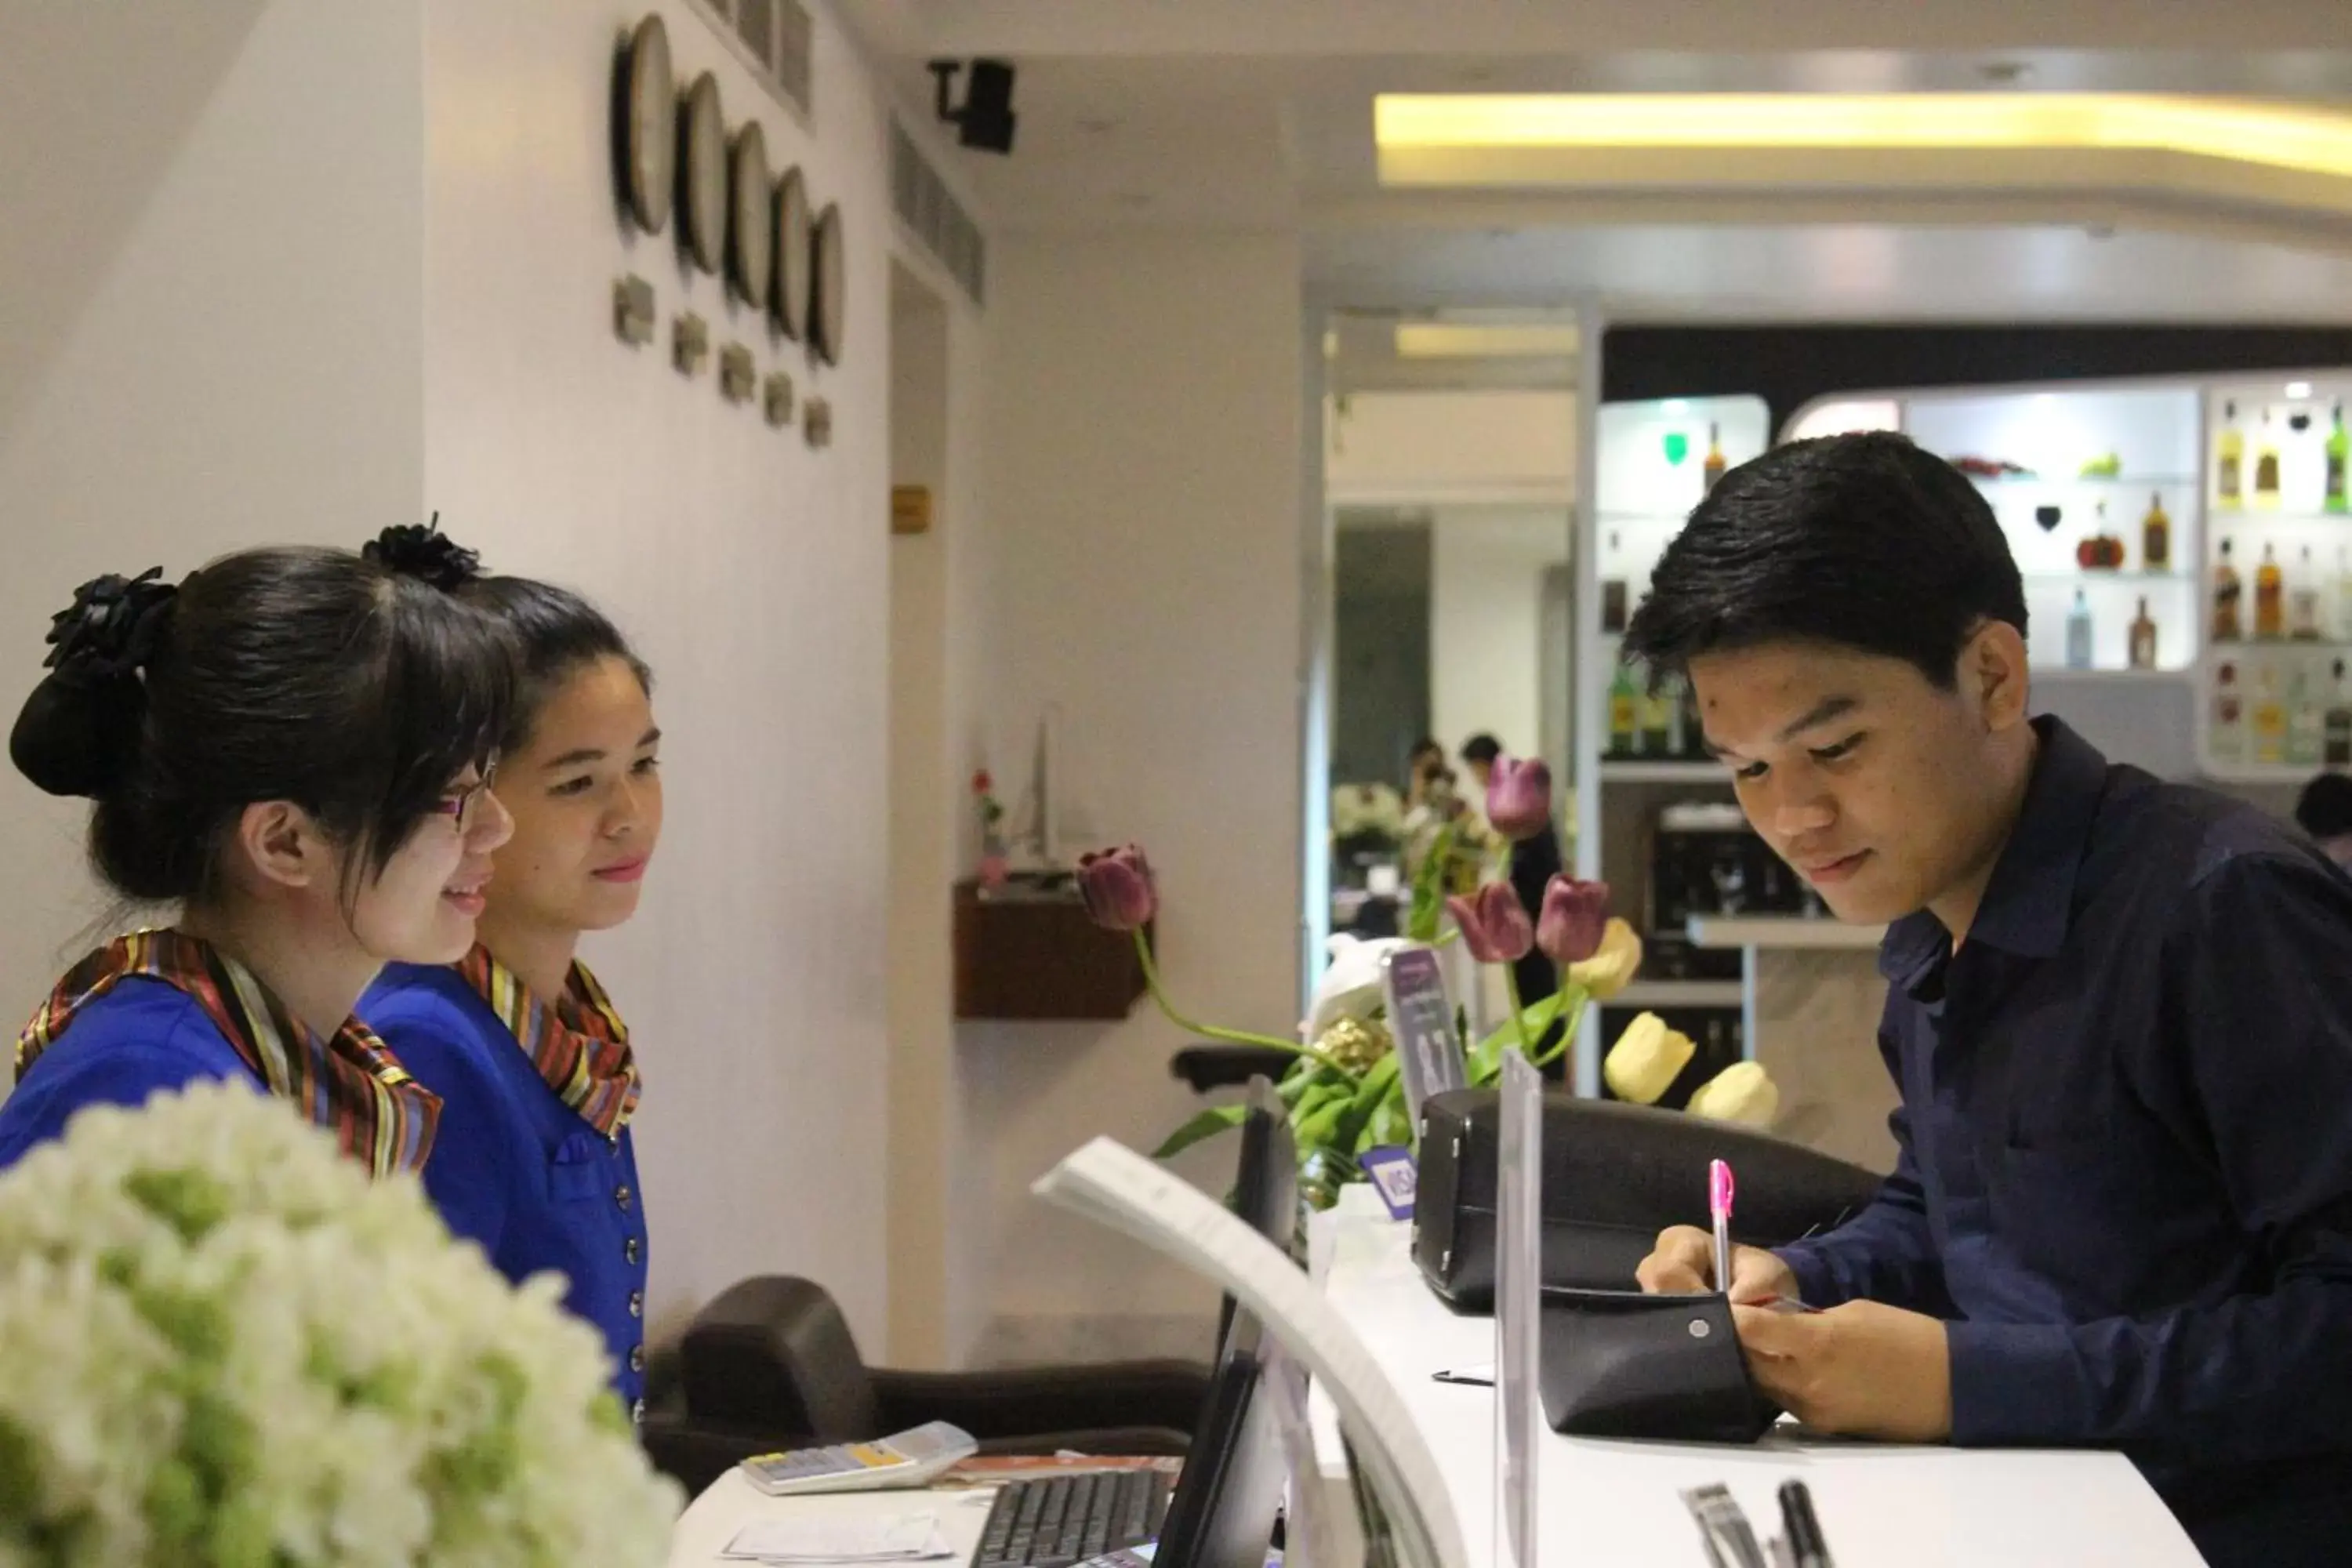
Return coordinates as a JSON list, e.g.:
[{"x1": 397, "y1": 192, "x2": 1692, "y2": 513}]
[
  {"x1": 1530, "y1": 982, "x2": 1590, "y2": 1069},
  {"x1": 1134, "y1": 931, "x2": 1356, "y2": 1079},
  {"x1": 1501, "y1": 962, "x2": 1537, "y2": 1065}
]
